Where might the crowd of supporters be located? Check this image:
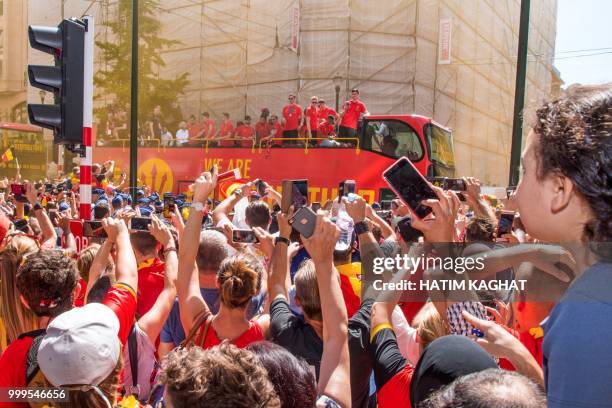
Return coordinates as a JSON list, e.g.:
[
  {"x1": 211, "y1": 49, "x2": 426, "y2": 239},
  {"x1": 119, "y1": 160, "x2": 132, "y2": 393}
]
[
  {"x1": 98, "y1": 89, "x2": 368, "y2": 148},
  {"x1": 0, "y1": 83, "x2": 609, "y2": 408}
]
